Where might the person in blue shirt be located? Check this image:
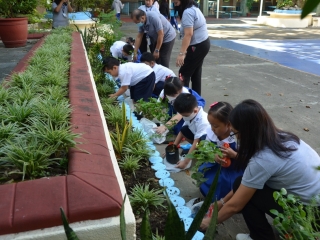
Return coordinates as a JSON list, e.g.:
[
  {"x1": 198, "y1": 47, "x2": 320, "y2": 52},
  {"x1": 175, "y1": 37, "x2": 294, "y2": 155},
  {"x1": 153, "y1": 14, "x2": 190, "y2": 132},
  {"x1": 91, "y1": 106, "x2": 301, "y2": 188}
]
[
  {"x1": 170, "y1": 2, "x2": 179, "y2": 31},
  {"x1": 198, "y1": 101, "x2": 244, "y2": 201},
  {"x1": 156, "y1": 76, "x2": 205, "y2": 136}
]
